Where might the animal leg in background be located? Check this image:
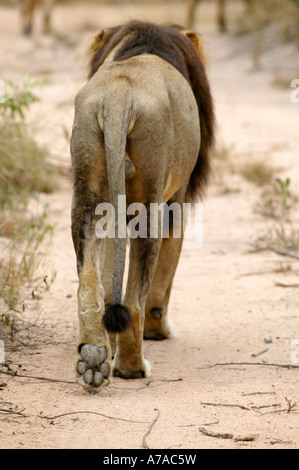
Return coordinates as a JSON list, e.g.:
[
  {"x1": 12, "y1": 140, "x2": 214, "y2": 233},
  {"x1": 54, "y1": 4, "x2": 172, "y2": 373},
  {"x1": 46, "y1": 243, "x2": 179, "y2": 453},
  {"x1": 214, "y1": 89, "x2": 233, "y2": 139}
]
[
  {"x1": 21, "y1": 0, "x2": 39, "y2": 35},
  {"x1": 21, "y1": 0, "x2": 54, "y2": 35},
  {"x1": 42, "y1": 0, "x2": 54, "y2": 34},
  {"x1": 186, "y1": 0, "x2": 199, "y2": 29}
]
